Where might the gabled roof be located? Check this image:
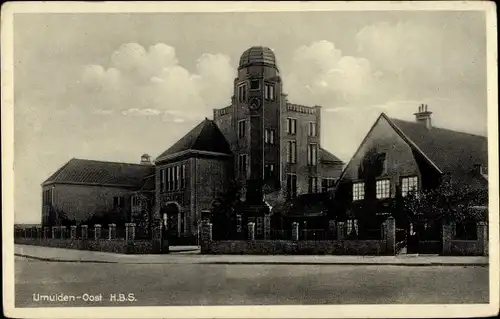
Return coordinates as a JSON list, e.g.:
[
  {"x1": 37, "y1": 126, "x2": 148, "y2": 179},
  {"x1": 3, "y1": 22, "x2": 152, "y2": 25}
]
[
  {"x1": 337, "y1": 113, "x2": 488, "y2": 188},
  {"x1": 319, "y1": 148, "x2": 343, "y2": 164},
  {"x1": 387, "y1": 116, "x2": 488, "y2": 174},
  {"x1": 156, "y1": 118, "x2": 232, "y2": 162},
  {"x1": 42, "y1": 158, "x2": 155, "y2": 188}
]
